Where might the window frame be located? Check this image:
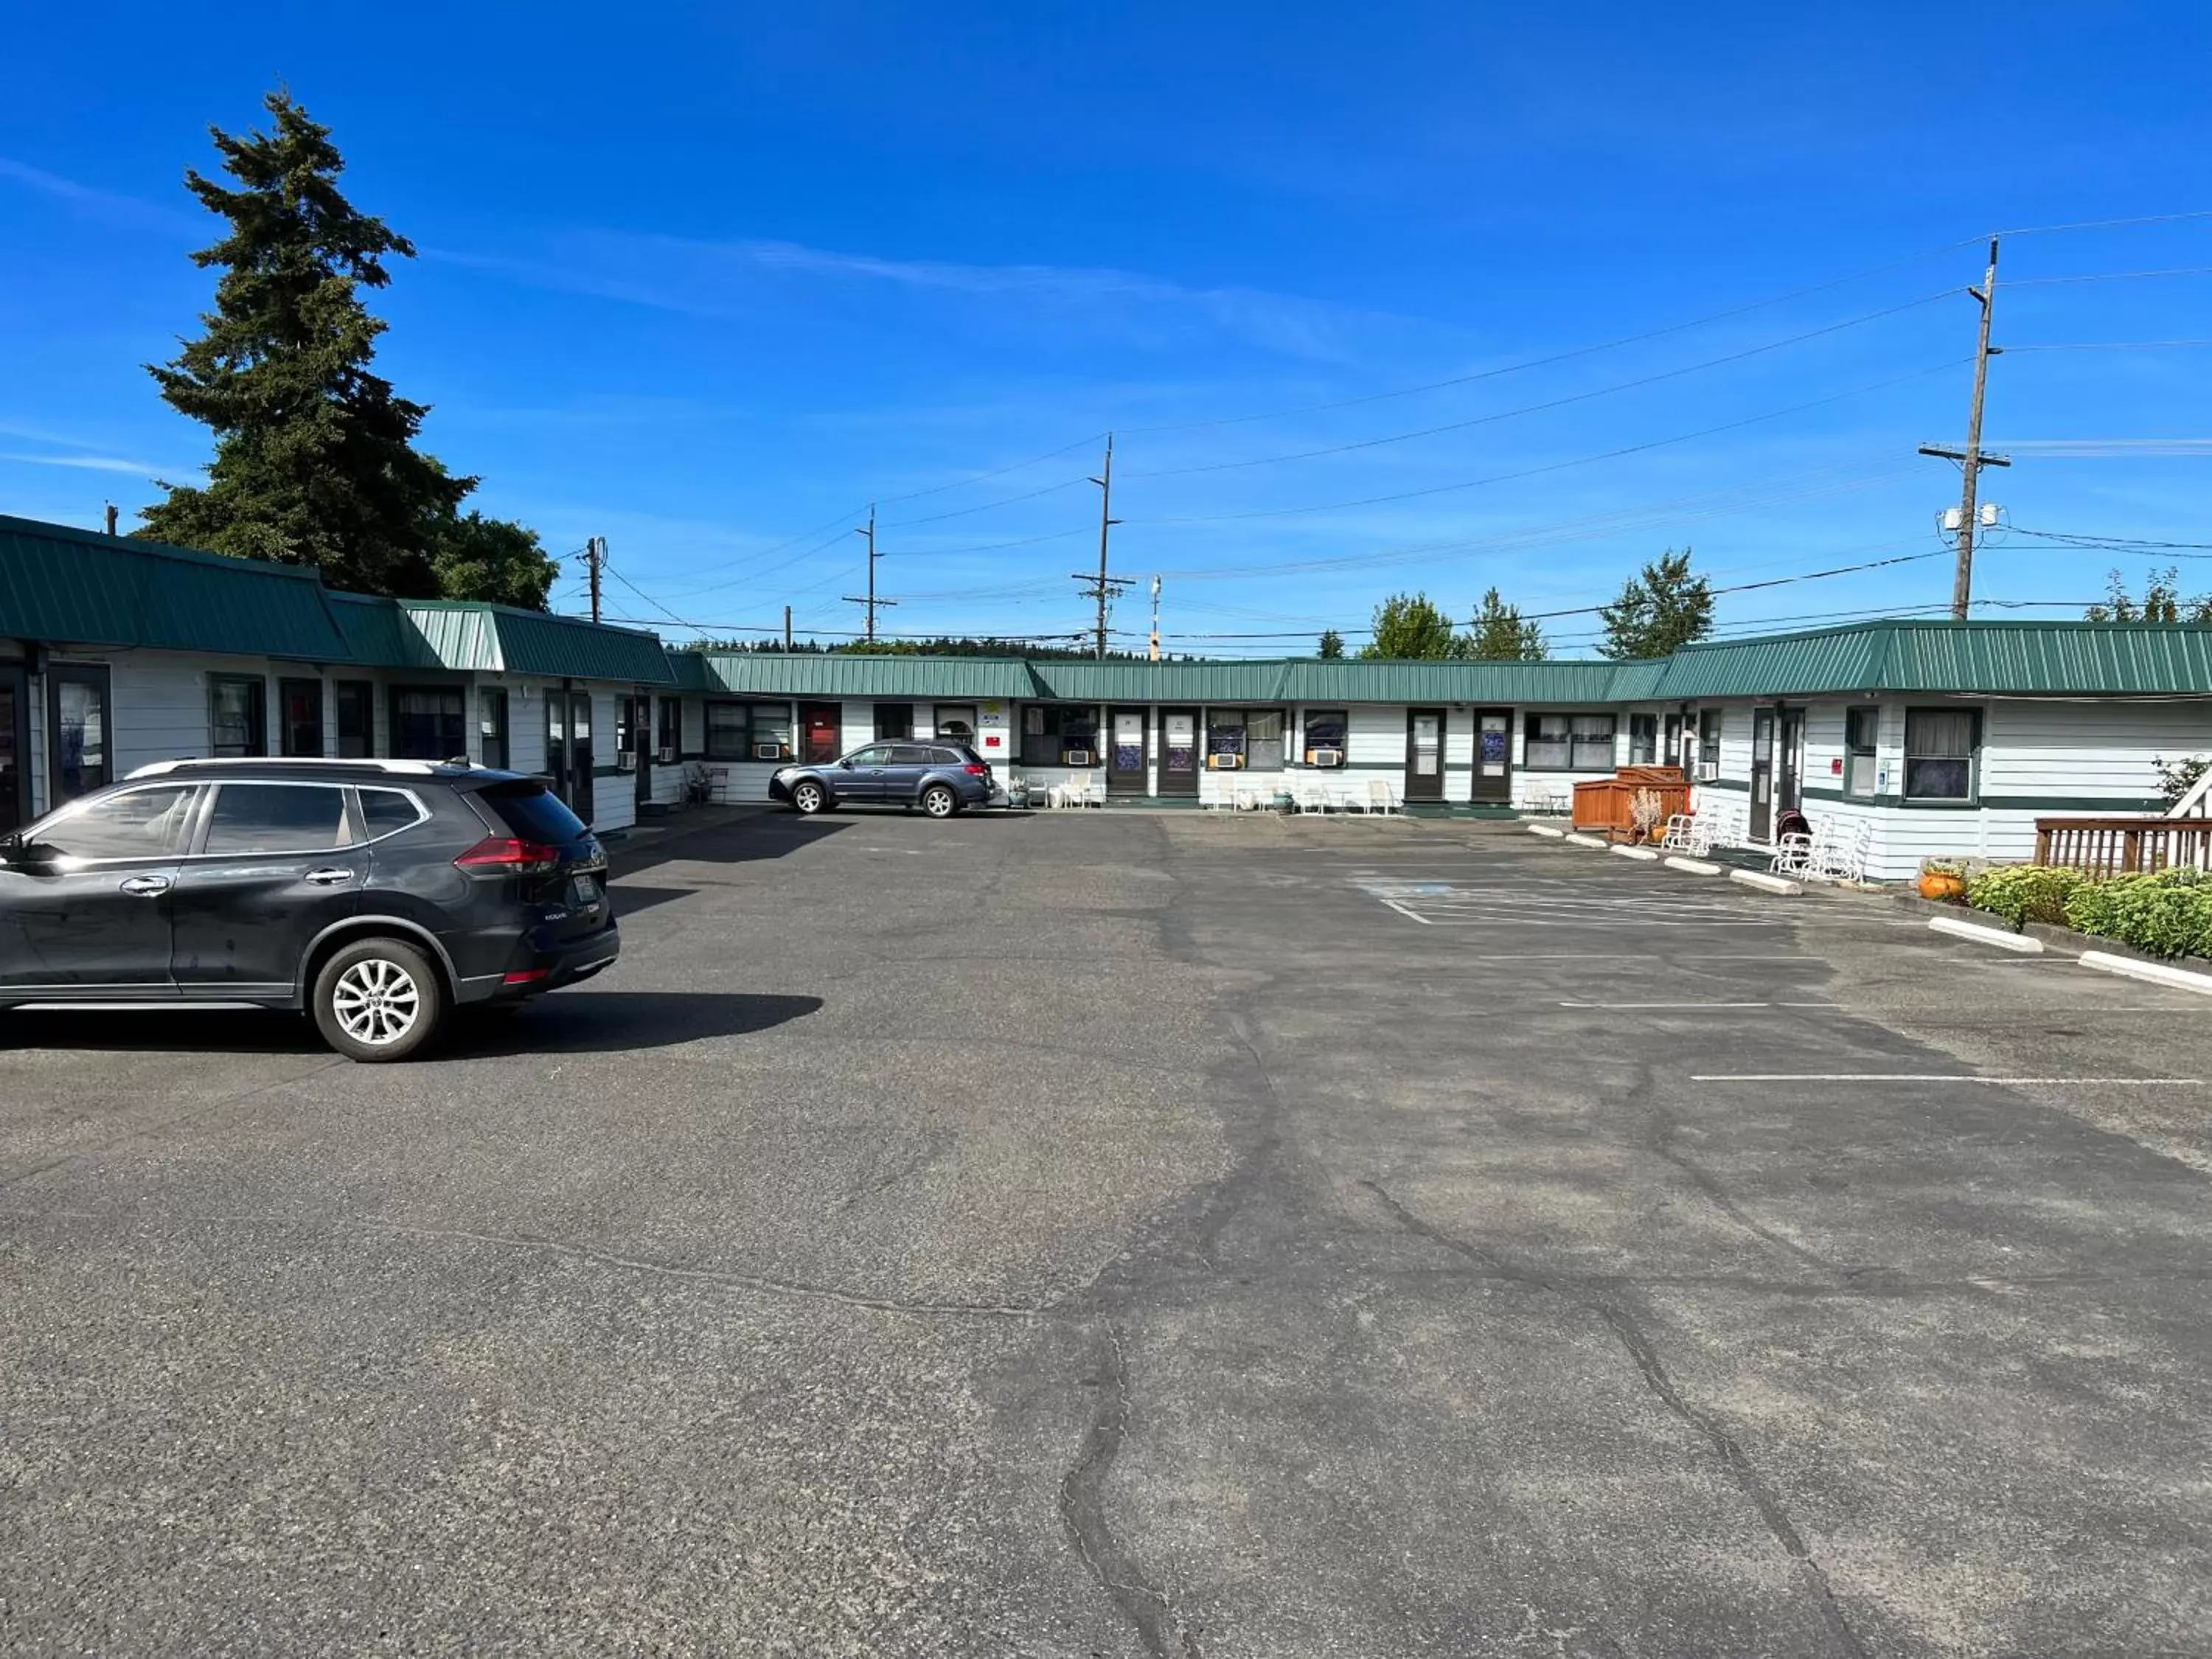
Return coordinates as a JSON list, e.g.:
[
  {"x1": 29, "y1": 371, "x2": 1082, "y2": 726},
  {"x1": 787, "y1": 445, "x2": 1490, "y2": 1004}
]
[
  {"x1": 1843, "y1": 706, "x2": 1879, "y2": 799},
  {"x1": 706, "y1": 700, "x2": 793, "y2": 762},
  {"x1": 1022, "y1": 704, "x2": 1104, "y2": 767},
  {"x1": 656, "y1": 695, "x2": 681, "y2": 759},
  {"x1": 387, "y1": 684, "x2": 467, "y2": 762},
  {"x1": 28, "y1": 780, "x2": 200, "y2": 866},
  {"x1": 1696, "y1": 709, "x2": 1722, "y2": 782},
  {"x1": 1627, "y1": 712, "x2": 1658, "y2": 765},
  {"x1": 208, "y1": 674, "x2": 268, "y2": 760},
  {"x1": 1521, "y1": 712, "x2": 1619, "y2": 773},
  {"x1": 46, "y1": 661, "x2": 114, "y2": 806},
  {"x1": 355, "y1": 786, "x2": 431, "y2": 844},
  {"x1": 478, "y1": 687, "x2": 509, "y2": 771},
  {"x1": 194, "y1": 780, "x2": 358, "y2": 858},
  {"x1": 1301, "y1": 708, "x2": 1349, "y2": 766},
  {"x1": 1903, "y1": 706, "x2": 1982, "y2": 803},
  {"x1": 279, "y1": 677, "x2": 324, "y2": 759}
]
